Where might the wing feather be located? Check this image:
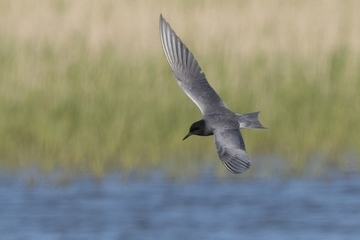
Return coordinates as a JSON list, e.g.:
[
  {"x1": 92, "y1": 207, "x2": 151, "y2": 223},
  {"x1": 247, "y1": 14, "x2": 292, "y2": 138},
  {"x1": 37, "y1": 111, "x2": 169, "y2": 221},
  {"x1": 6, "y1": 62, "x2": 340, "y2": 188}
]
[
  {"x1": 159, "y1": 15, "x2": 227, "y2": 115},
  {"x1": 214, "y1": 128, "x2": 251, "y2": 174}
]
